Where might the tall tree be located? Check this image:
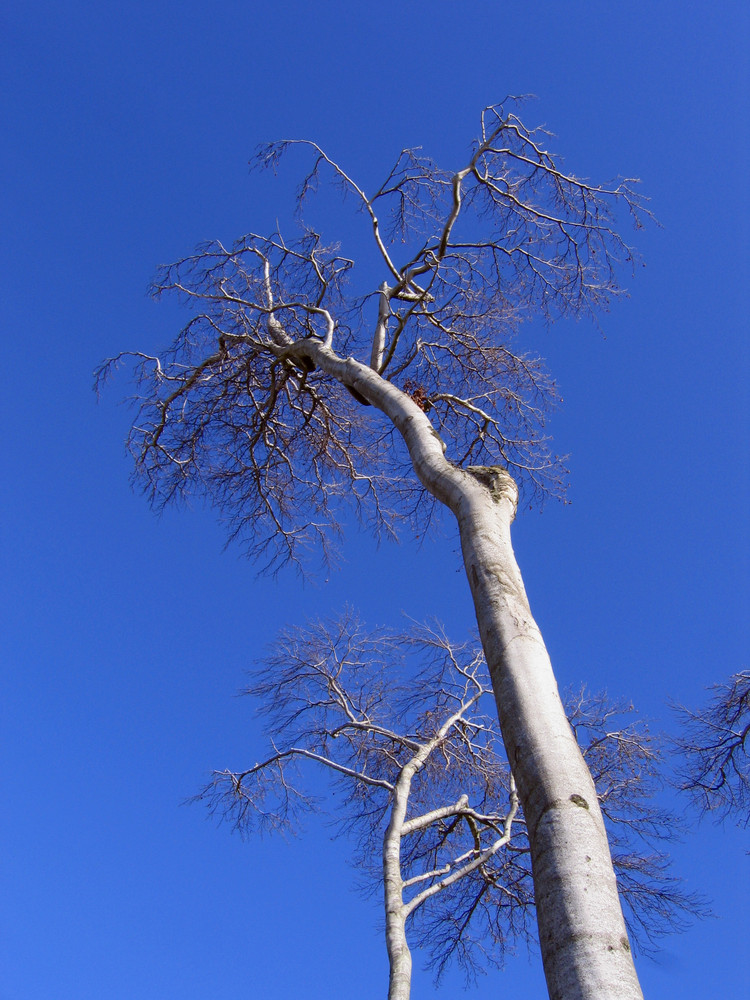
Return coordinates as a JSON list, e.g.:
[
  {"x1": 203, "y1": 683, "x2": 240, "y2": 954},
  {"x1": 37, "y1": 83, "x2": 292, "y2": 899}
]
[
  {"x1": 100, "y1": 103, "x2": 651, "y2": 998},
  {"x1": 201, "y1": 612, "x2": 698, "y2": 1000}
]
